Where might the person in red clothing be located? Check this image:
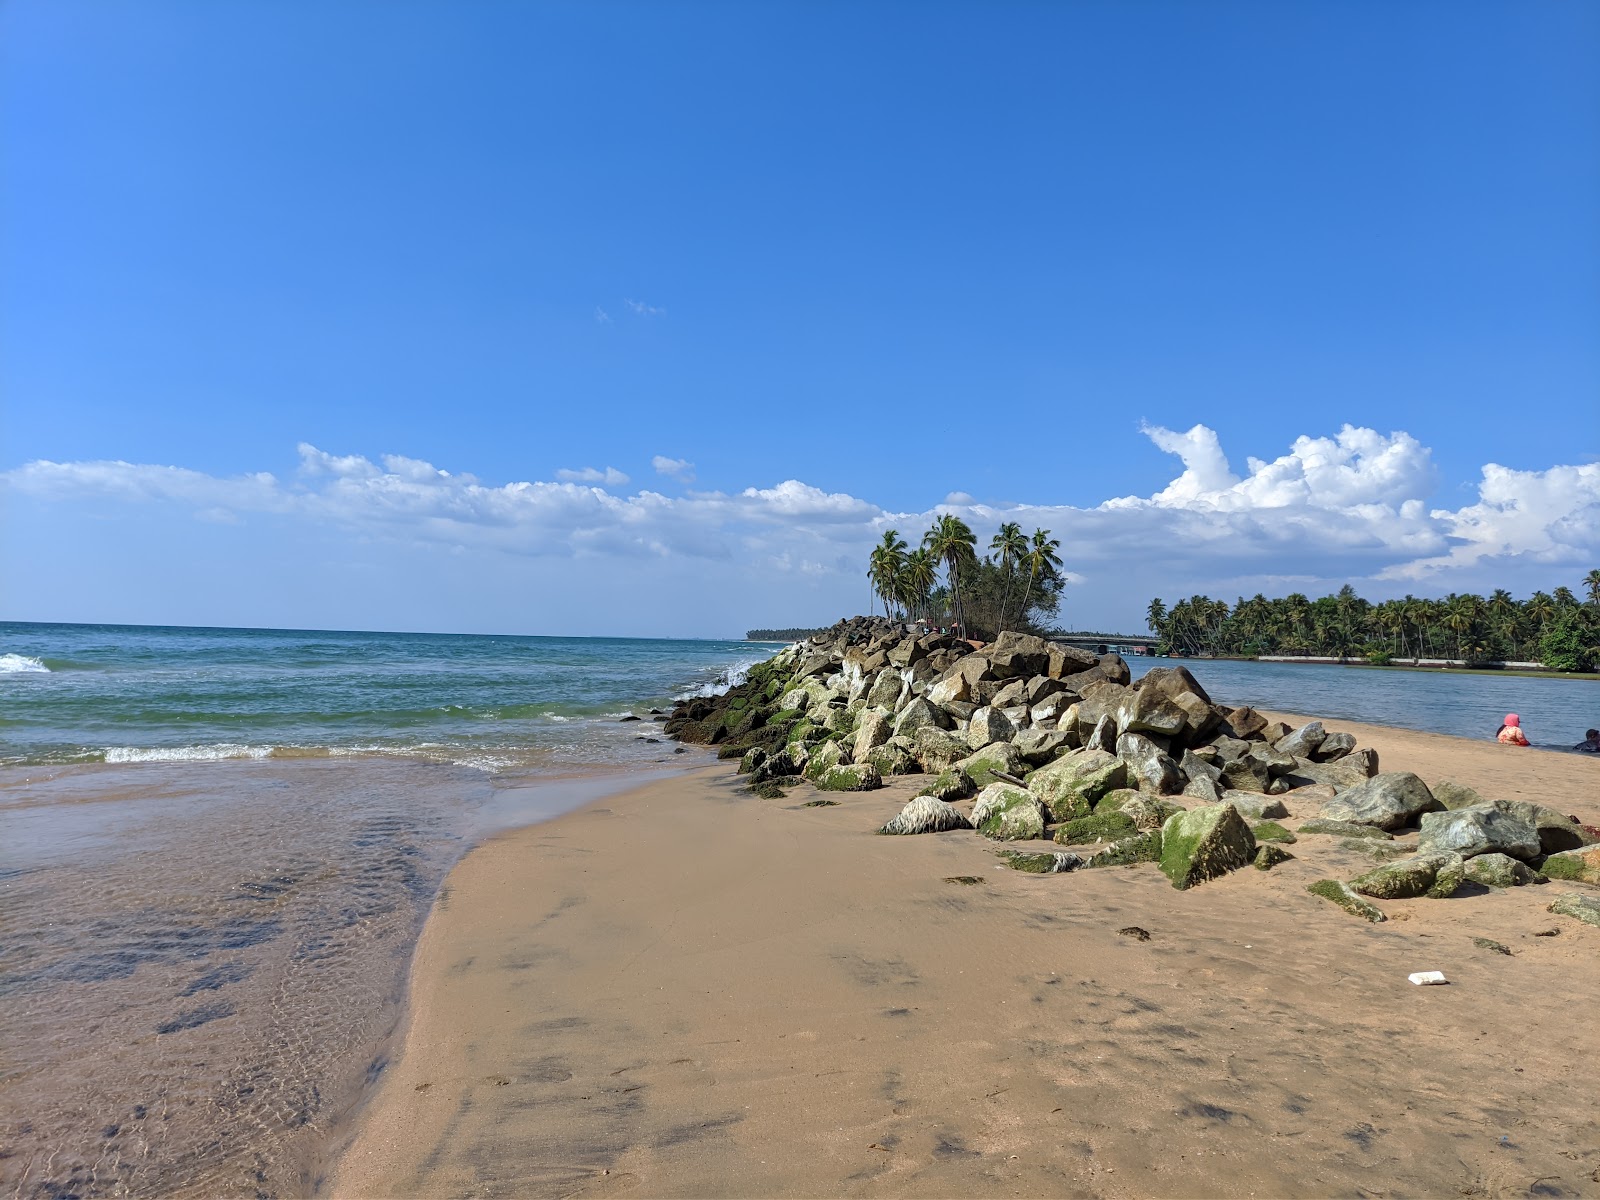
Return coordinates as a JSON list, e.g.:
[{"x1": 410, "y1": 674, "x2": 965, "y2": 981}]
[{"x1": 1495, "y1": 713, "x2": 1530, "y2": 746}]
